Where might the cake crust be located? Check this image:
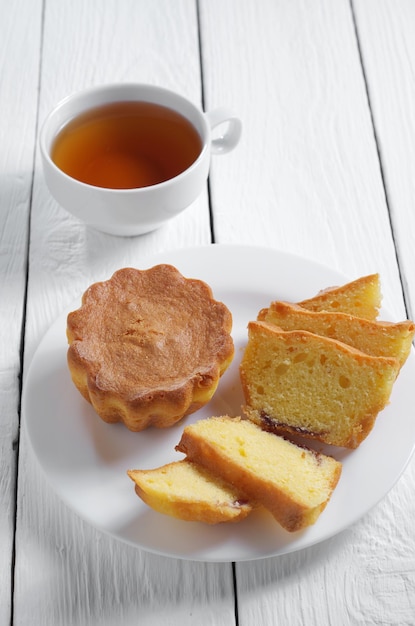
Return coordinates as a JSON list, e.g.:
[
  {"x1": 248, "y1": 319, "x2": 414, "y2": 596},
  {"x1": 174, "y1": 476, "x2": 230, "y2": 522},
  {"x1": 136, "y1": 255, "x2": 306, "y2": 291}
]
[
  {"x1": 298, "y1": 273, "x2": 381, "y2": 320},
  {"x1": 258, "y1": 300, "x2": 414, "y2": 368},
  {"x1": 67, "y1": 265, "x2": 234, "y2": 431}
]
